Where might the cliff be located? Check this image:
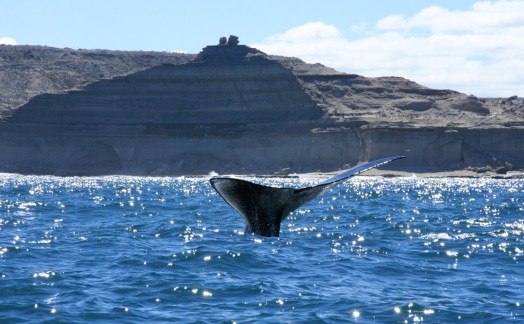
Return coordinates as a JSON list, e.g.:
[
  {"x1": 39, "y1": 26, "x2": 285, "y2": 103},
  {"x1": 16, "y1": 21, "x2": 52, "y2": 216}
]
[{"x1": 0, "y1": 41, "x2": 523, "y2": 176}]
